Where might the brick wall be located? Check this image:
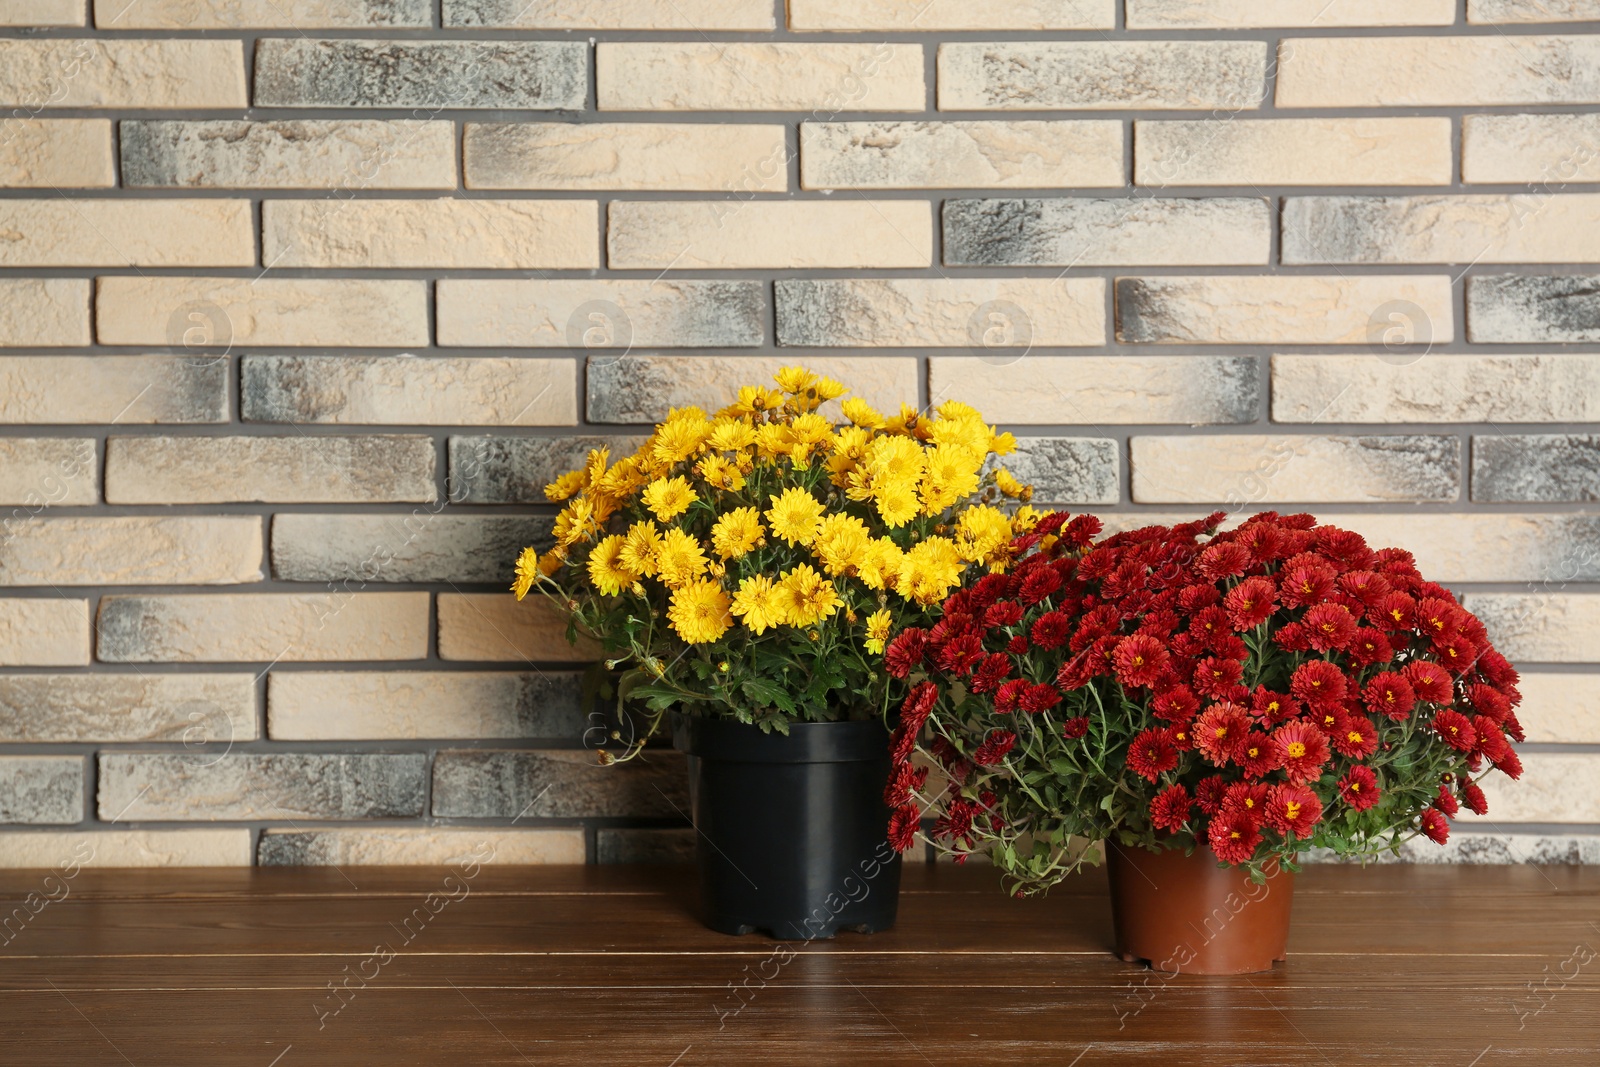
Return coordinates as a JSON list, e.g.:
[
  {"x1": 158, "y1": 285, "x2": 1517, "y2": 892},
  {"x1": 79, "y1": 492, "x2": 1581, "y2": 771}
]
[{"x1": 1, "y1": 0, "x2": 1597, "y2": 869}]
